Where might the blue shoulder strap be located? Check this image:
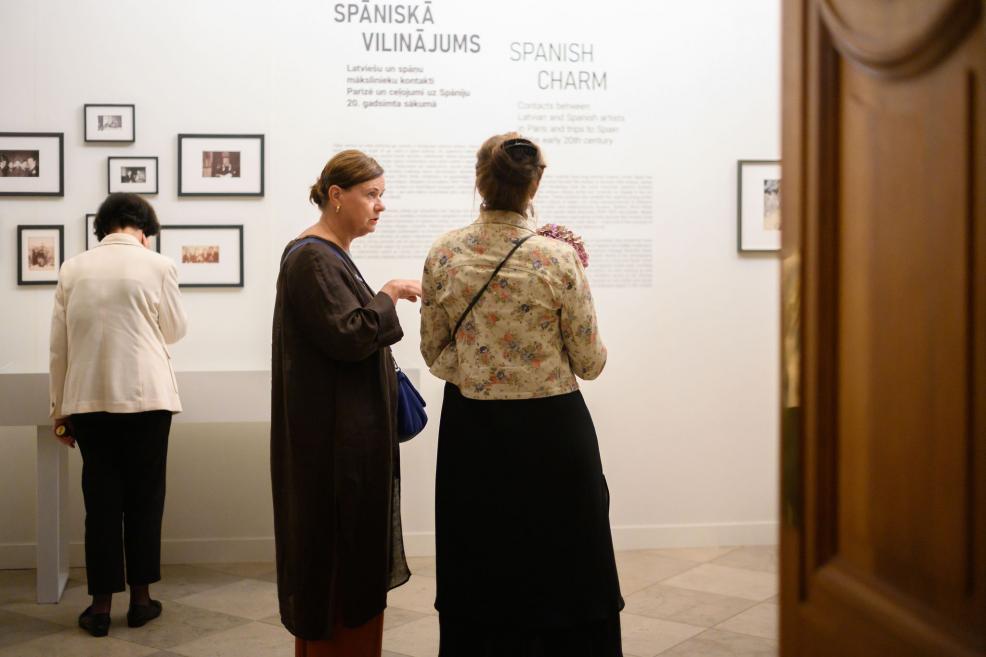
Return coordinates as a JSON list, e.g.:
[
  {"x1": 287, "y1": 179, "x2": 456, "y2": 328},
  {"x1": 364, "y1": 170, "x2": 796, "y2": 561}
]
[
  {"x1": 282, "y1": 236, "x2": 401, "y2": 370},
  {"x1": 282, "y1": 237, "x2": 323, "y2": 265},
  {"x1": 281, "y1": 237, "x2": 373, "y2": 293}
]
